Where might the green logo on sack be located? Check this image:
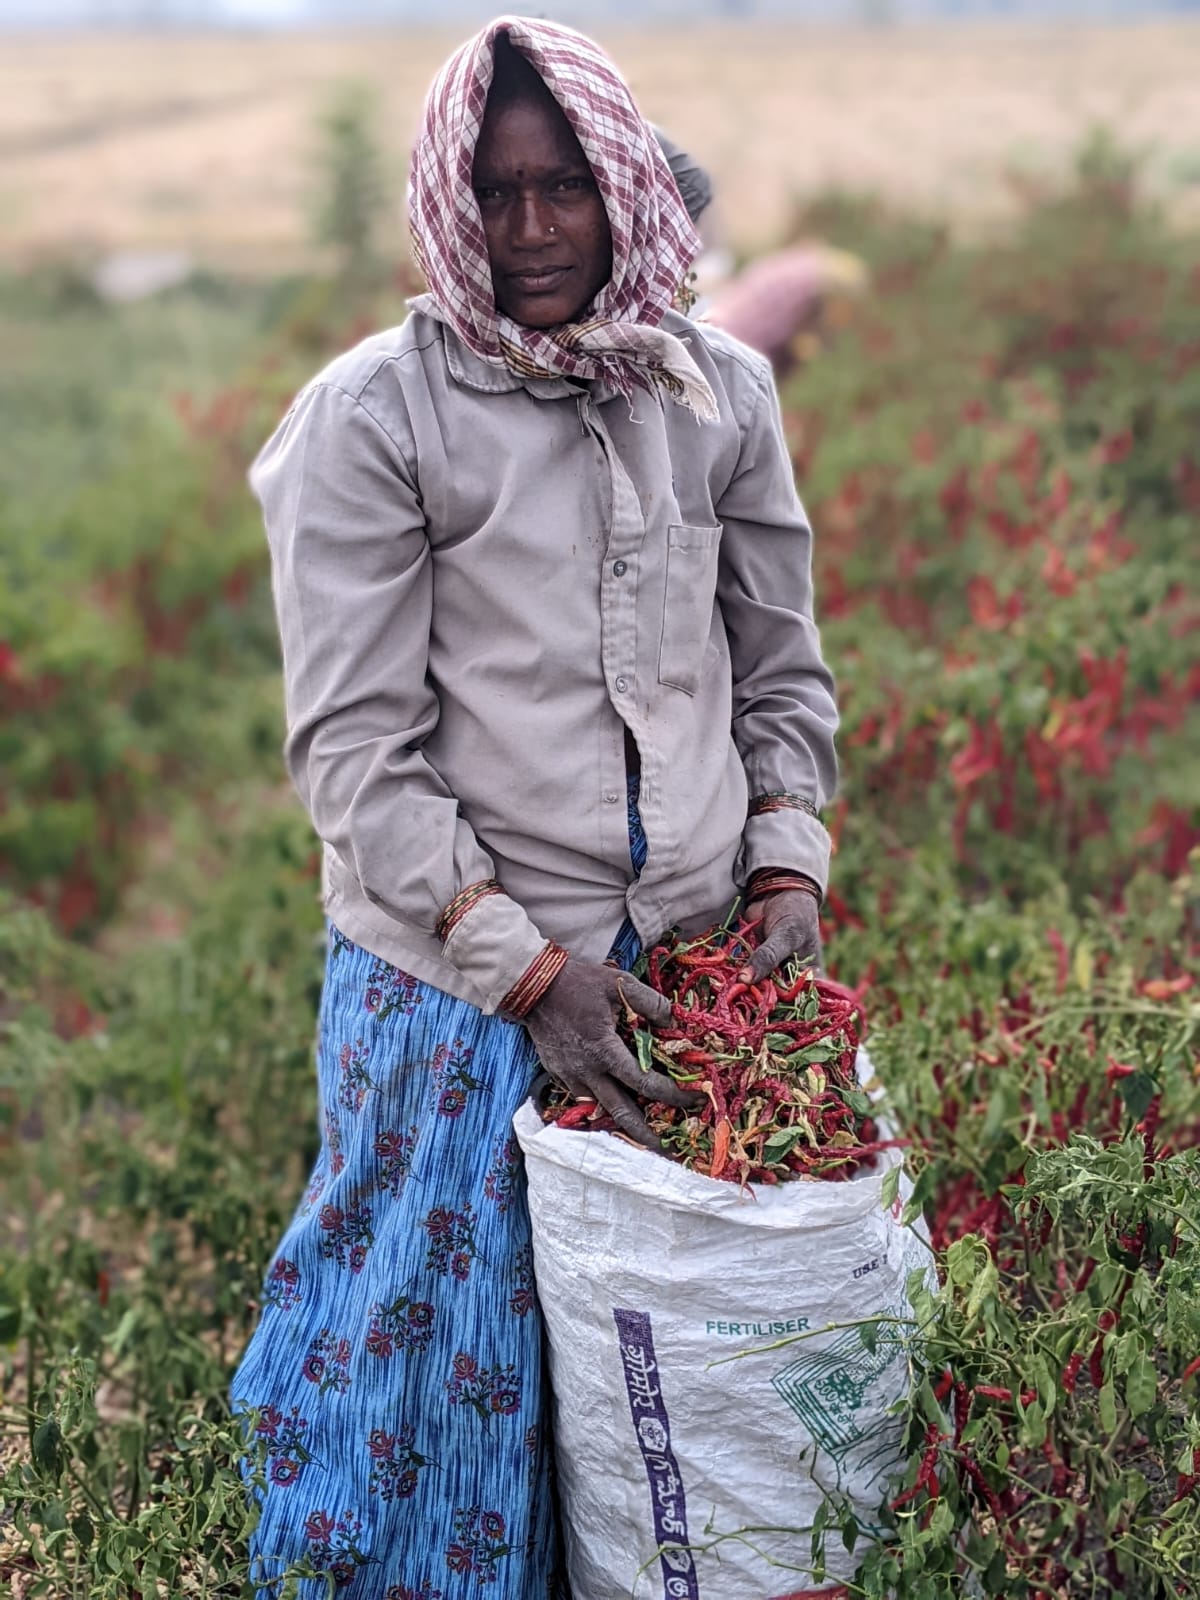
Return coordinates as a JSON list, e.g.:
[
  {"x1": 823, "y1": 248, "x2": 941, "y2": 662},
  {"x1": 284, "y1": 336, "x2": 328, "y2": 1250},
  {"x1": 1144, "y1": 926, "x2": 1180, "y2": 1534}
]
[{"x1": 770, "y1": 1323, "x2": 904, "y2": 1473}]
